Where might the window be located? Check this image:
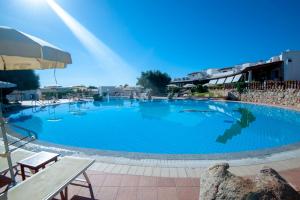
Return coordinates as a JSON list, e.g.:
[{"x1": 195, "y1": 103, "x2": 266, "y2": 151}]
[{"x1": 288, "y1": 58, "x2": 292, "y2": 62}]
